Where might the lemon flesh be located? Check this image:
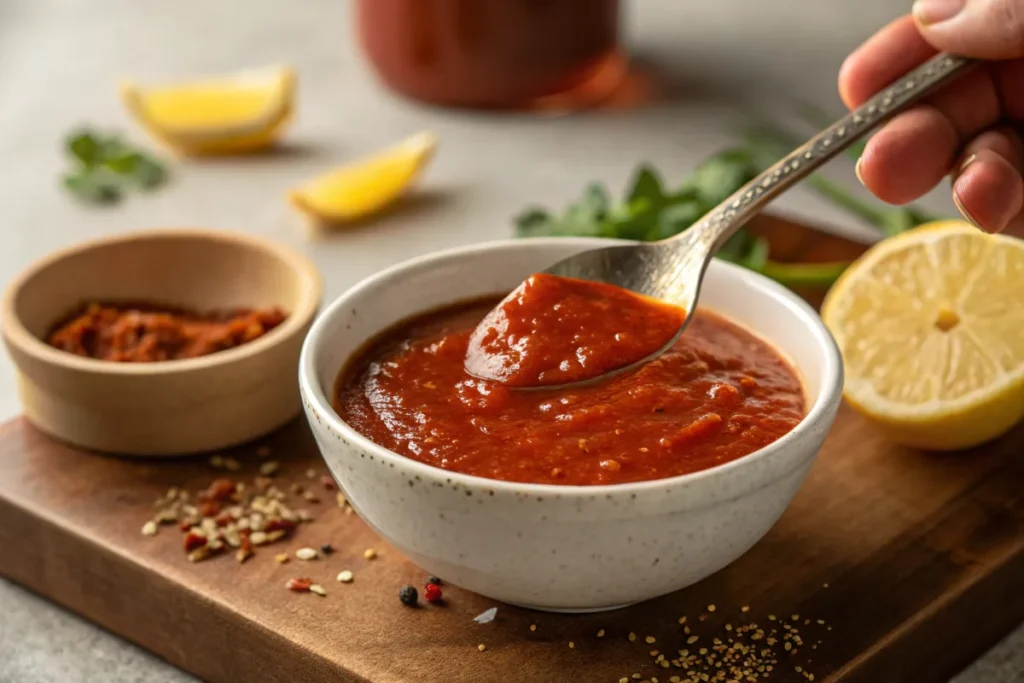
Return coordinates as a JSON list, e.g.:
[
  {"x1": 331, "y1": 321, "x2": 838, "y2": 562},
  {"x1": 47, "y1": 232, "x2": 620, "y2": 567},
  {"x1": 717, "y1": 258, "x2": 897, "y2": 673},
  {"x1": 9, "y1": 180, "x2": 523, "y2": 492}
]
[
  {"x1": 821, "y1": 220, "x2": 1024, "y2": 450},
  {"x1": 289, "y1": 131, "x2": 437, "y2": 223},
  {"x1": 120, "y1": 66, "x2": 295, "y2": 155}
]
